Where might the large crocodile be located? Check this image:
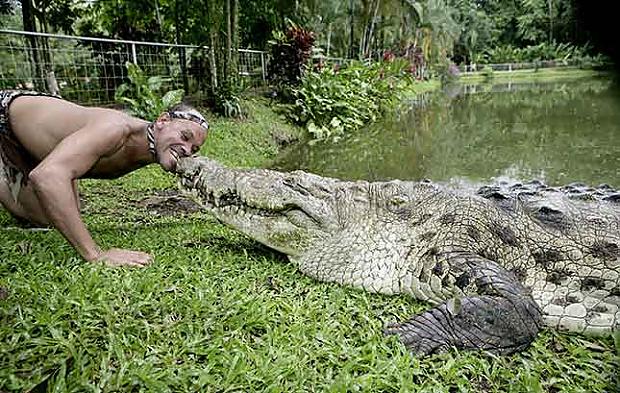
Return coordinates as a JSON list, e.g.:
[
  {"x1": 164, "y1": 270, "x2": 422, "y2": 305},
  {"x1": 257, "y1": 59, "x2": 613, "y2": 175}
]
[{"x1": 176, "y1": 156, "x2": 620, "y2": 355}]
